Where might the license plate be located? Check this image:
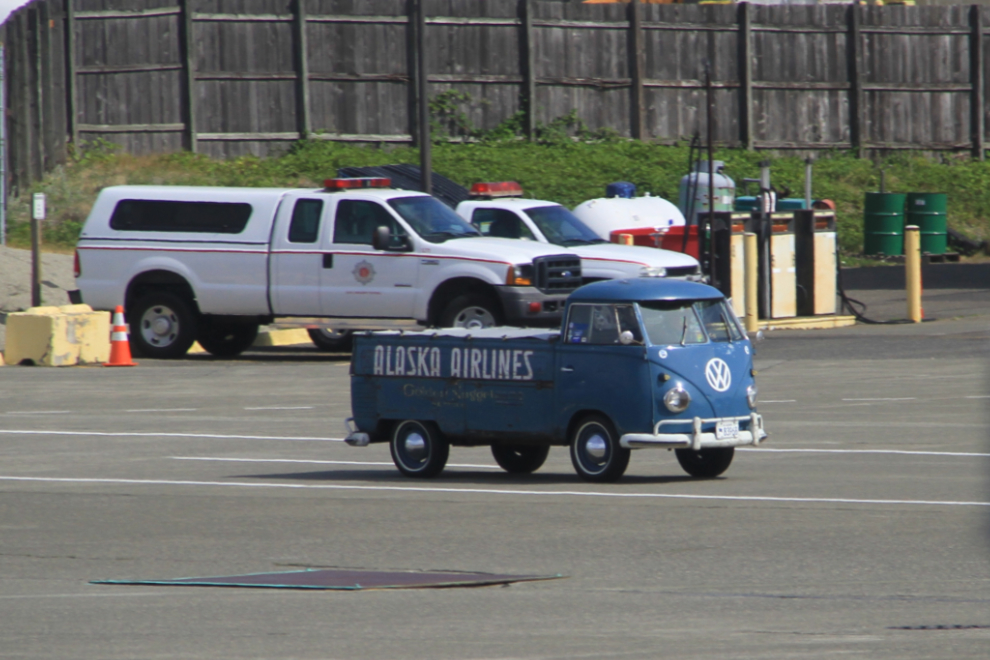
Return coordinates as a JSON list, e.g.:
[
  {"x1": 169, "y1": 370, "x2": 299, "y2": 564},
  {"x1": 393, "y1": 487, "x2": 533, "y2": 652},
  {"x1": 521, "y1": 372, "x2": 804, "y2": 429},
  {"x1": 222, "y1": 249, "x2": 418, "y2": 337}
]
[{"x1": 715, "y1": 419, "x2": 739, "y2": 440}]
